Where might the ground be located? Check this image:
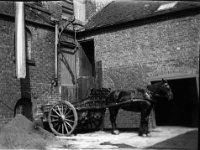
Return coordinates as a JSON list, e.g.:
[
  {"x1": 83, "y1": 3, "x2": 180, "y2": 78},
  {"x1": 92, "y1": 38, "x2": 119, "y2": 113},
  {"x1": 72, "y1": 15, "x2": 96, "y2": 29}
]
[{"x1": 48, "y1": 126, "x2": 198, "y2": 150}]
